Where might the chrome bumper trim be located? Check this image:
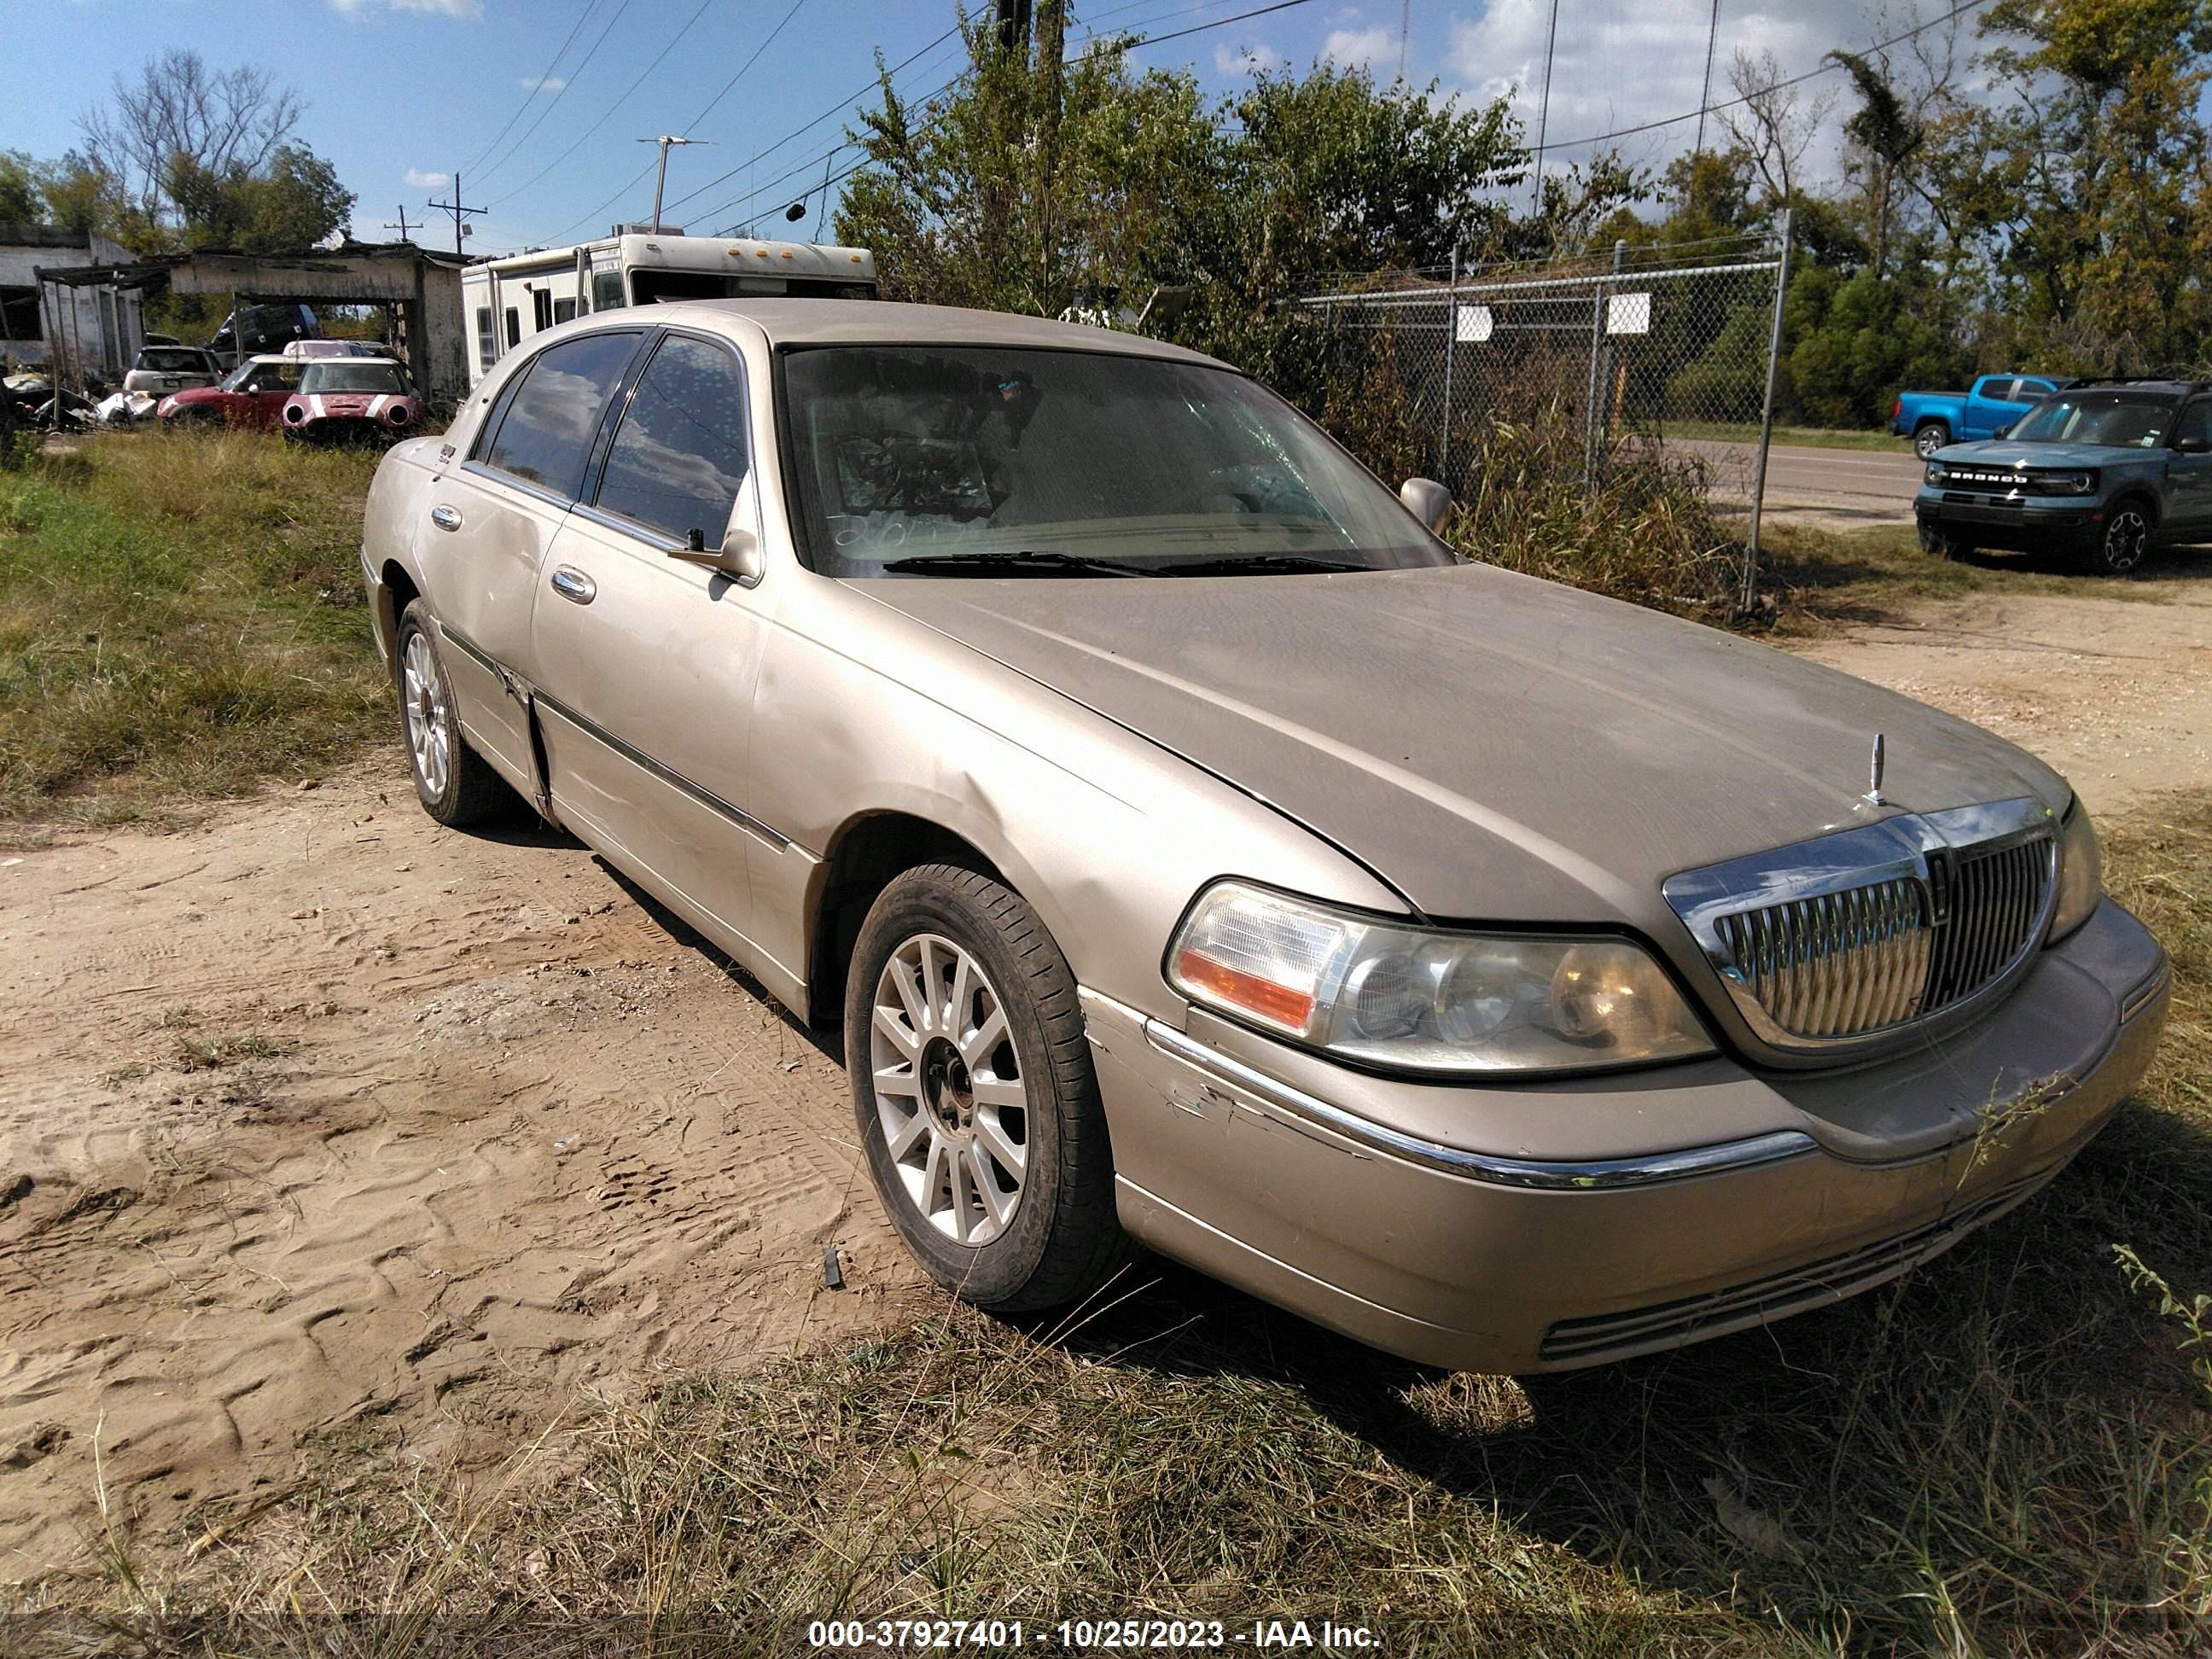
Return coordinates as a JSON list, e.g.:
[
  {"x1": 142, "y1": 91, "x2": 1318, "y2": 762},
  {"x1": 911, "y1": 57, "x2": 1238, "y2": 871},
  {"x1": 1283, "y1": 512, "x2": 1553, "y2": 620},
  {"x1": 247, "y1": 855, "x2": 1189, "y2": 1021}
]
[
  {"x1": 2122, "y1": 959, "x2": 2173, "y2": 1027},
  {"x1": 1141, "y1": 1020, "x2": 1817, "y2": 1190}
]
